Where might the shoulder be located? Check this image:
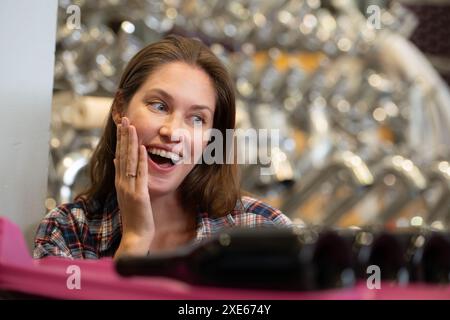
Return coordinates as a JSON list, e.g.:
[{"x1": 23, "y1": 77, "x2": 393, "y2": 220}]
[
  {"x1": 33, "y1": 199, "x2": 96, "y2": 259},
  {"x1": 196, "y1": 196, "x2": 292, "y2": 240},
  {"x1": 36, "y1": 200, "x2": 90, "y2": 237},
  {"x1": 229, "y1": 196, "x2": 292, "y2": 227}
]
